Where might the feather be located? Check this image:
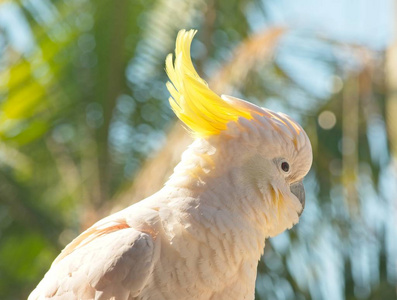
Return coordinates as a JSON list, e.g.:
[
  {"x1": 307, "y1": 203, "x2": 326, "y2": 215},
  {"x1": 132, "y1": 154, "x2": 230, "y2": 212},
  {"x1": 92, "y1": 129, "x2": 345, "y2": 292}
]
[{"x1": 166, "y1": 30, "x2": 254, "y2": 137}]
